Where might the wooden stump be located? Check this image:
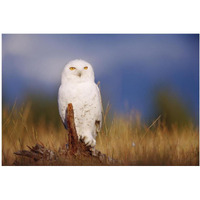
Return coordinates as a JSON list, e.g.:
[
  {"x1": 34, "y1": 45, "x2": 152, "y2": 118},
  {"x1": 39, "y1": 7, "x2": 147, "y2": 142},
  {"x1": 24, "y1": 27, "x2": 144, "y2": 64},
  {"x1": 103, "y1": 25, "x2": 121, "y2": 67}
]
[
  {"x1": 65, "y1": 103, "x2": 91, "y2": 156},
  {"x1": 14, "y1": 103, "x2": 117, "y2": 165}
]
